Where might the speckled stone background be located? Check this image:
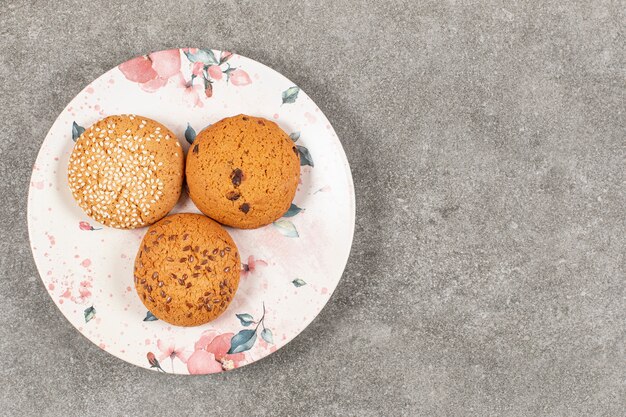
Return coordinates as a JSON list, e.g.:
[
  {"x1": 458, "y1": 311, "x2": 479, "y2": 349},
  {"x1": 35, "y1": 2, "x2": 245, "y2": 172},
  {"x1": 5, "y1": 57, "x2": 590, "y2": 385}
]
[{"x1": 1, "y1": 1, "x2": 624, "y2": 416}]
